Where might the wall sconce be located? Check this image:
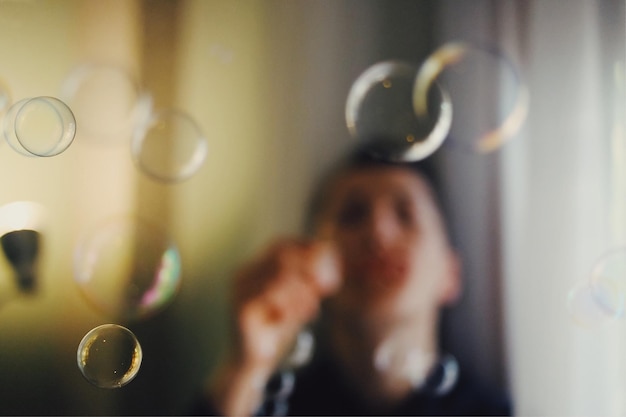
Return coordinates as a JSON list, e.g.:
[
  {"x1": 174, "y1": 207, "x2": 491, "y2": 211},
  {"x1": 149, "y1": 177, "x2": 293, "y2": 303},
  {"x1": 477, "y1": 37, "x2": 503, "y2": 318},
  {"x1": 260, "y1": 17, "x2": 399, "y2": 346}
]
[{"x1": 0, "y1": 201, "x2": 45, "y2": 294}]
